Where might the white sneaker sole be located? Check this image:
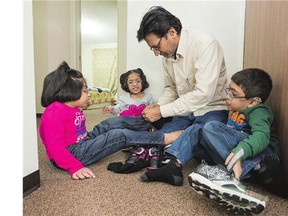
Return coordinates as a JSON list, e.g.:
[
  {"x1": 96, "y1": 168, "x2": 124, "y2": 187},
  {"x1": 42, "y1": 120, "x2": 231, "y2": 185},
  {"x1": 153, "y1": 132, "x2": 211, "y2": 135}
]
[{"x1": 188, "y1": 172, "x2": 267, "y2": 215}]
